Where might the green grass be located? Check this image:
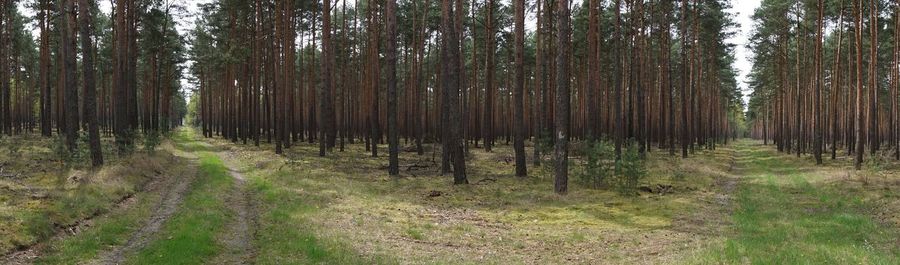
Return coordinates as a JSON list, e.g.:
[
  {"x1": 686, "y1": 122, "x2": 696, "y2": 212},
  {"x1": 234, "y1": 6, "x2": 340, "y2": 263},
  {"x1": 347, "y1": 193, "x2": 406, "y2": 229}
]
[
  {"x1": 0, "y1": 135, "x2": 165, "y2": 255},
  {"x1": 191, "y1": 128, "x2": 732, "y2": 264},
  {"x1": 125, "y1": 153, "x2": 232, "y2": 265},
  {"x1": 34, "y1": 190, "x2": 162, "y2": 264},
  {"x1": 249, "y1": 171, "x2": 390, "y2": 265},
  {"x1": 688, "y1": 141, "x2": 900, "y2": 264}
]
